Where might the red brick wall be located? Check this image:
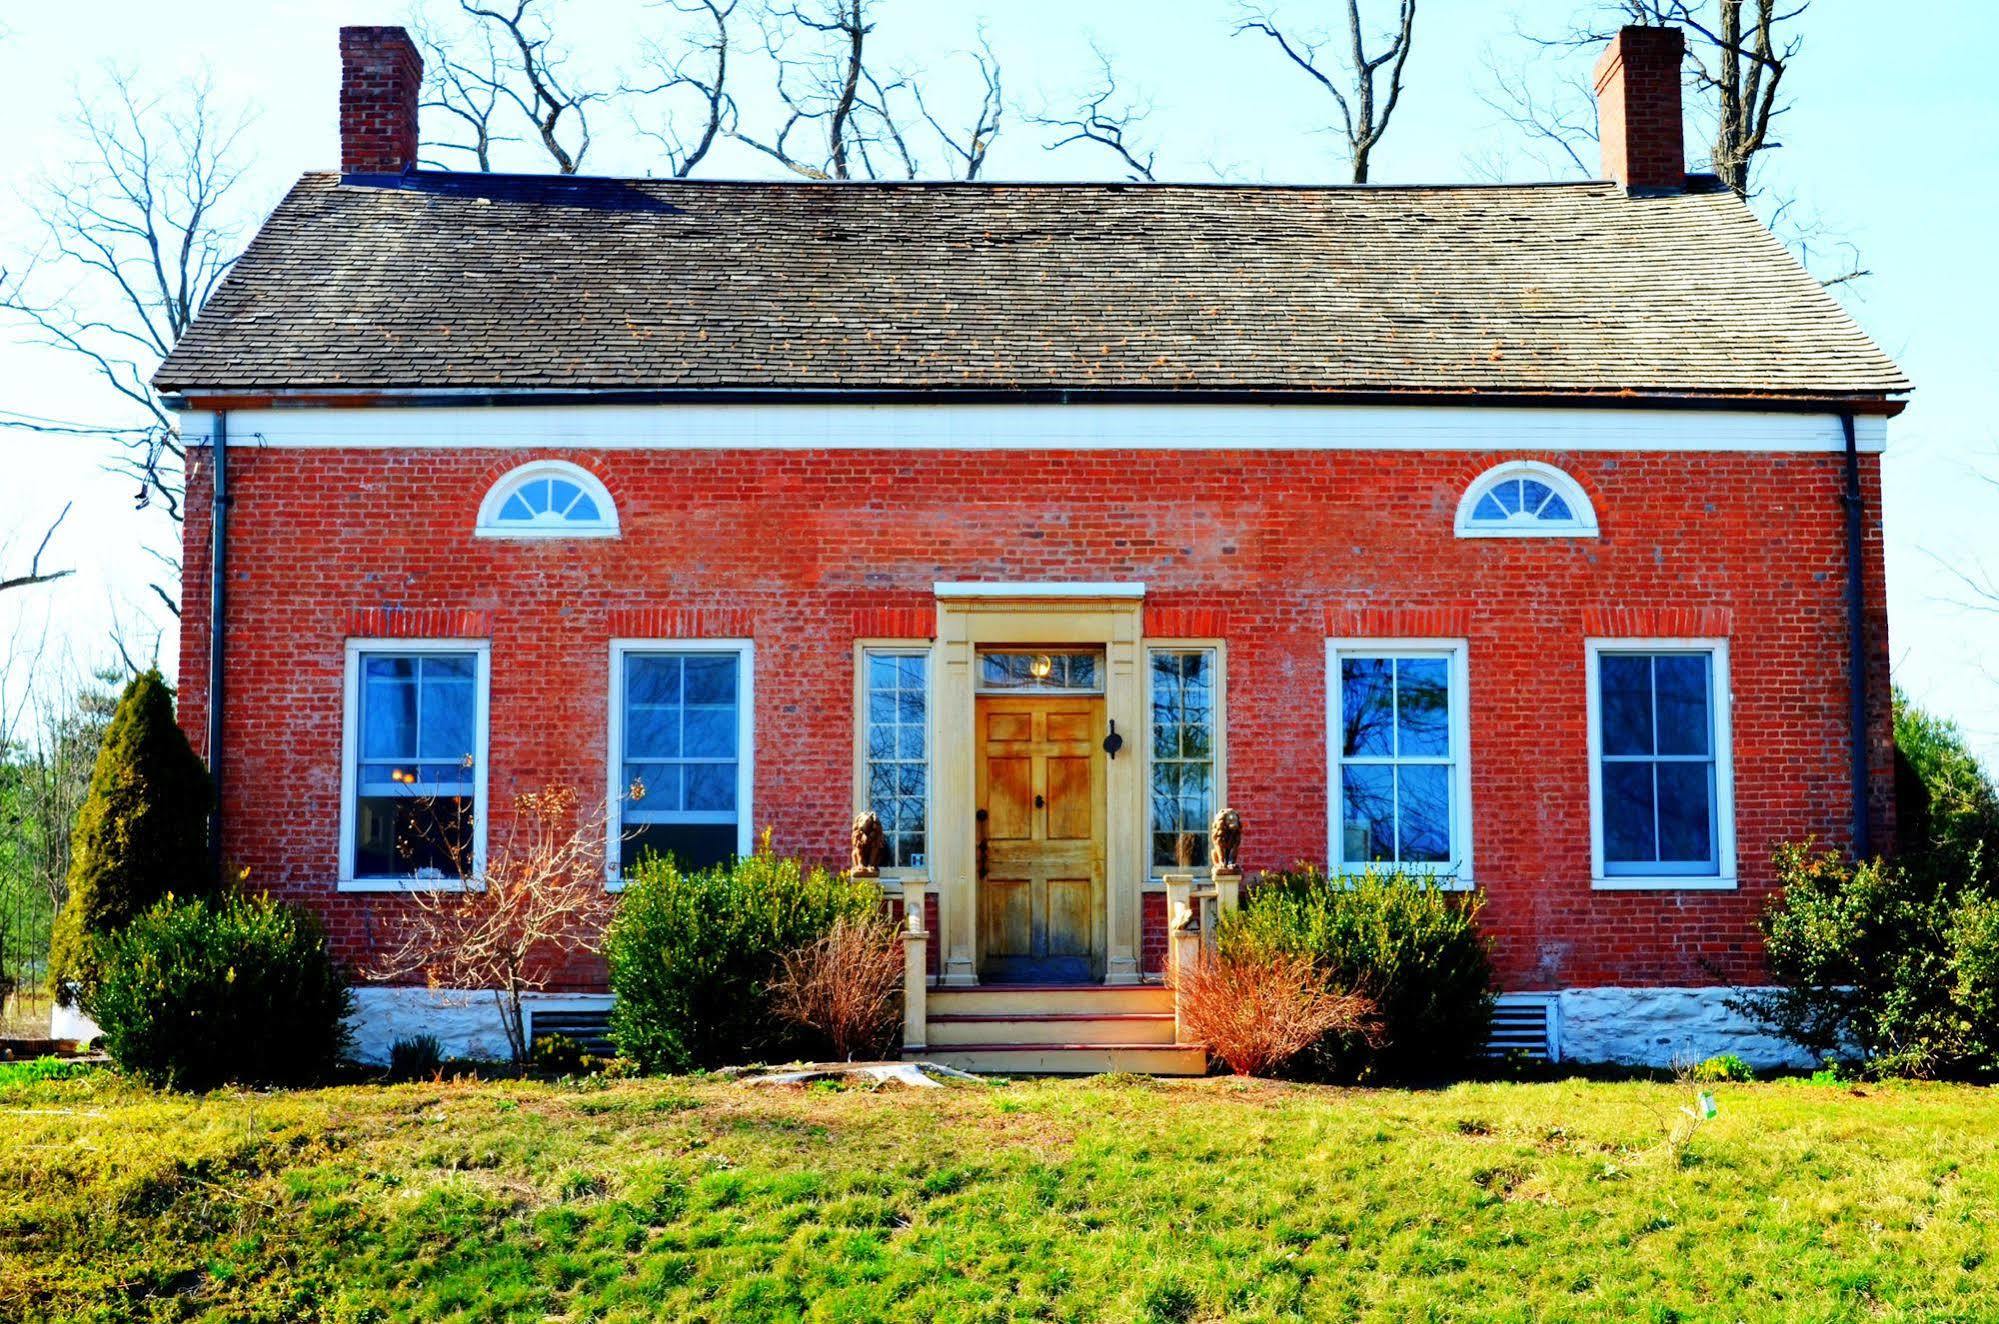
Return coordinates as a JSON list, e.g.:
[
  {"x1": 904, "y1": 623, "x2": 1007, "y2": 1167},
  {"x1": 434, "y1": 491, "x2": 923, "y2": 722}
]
[{"x1": 177, "y1": 440, "x2": 1893, "y2": 992}]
